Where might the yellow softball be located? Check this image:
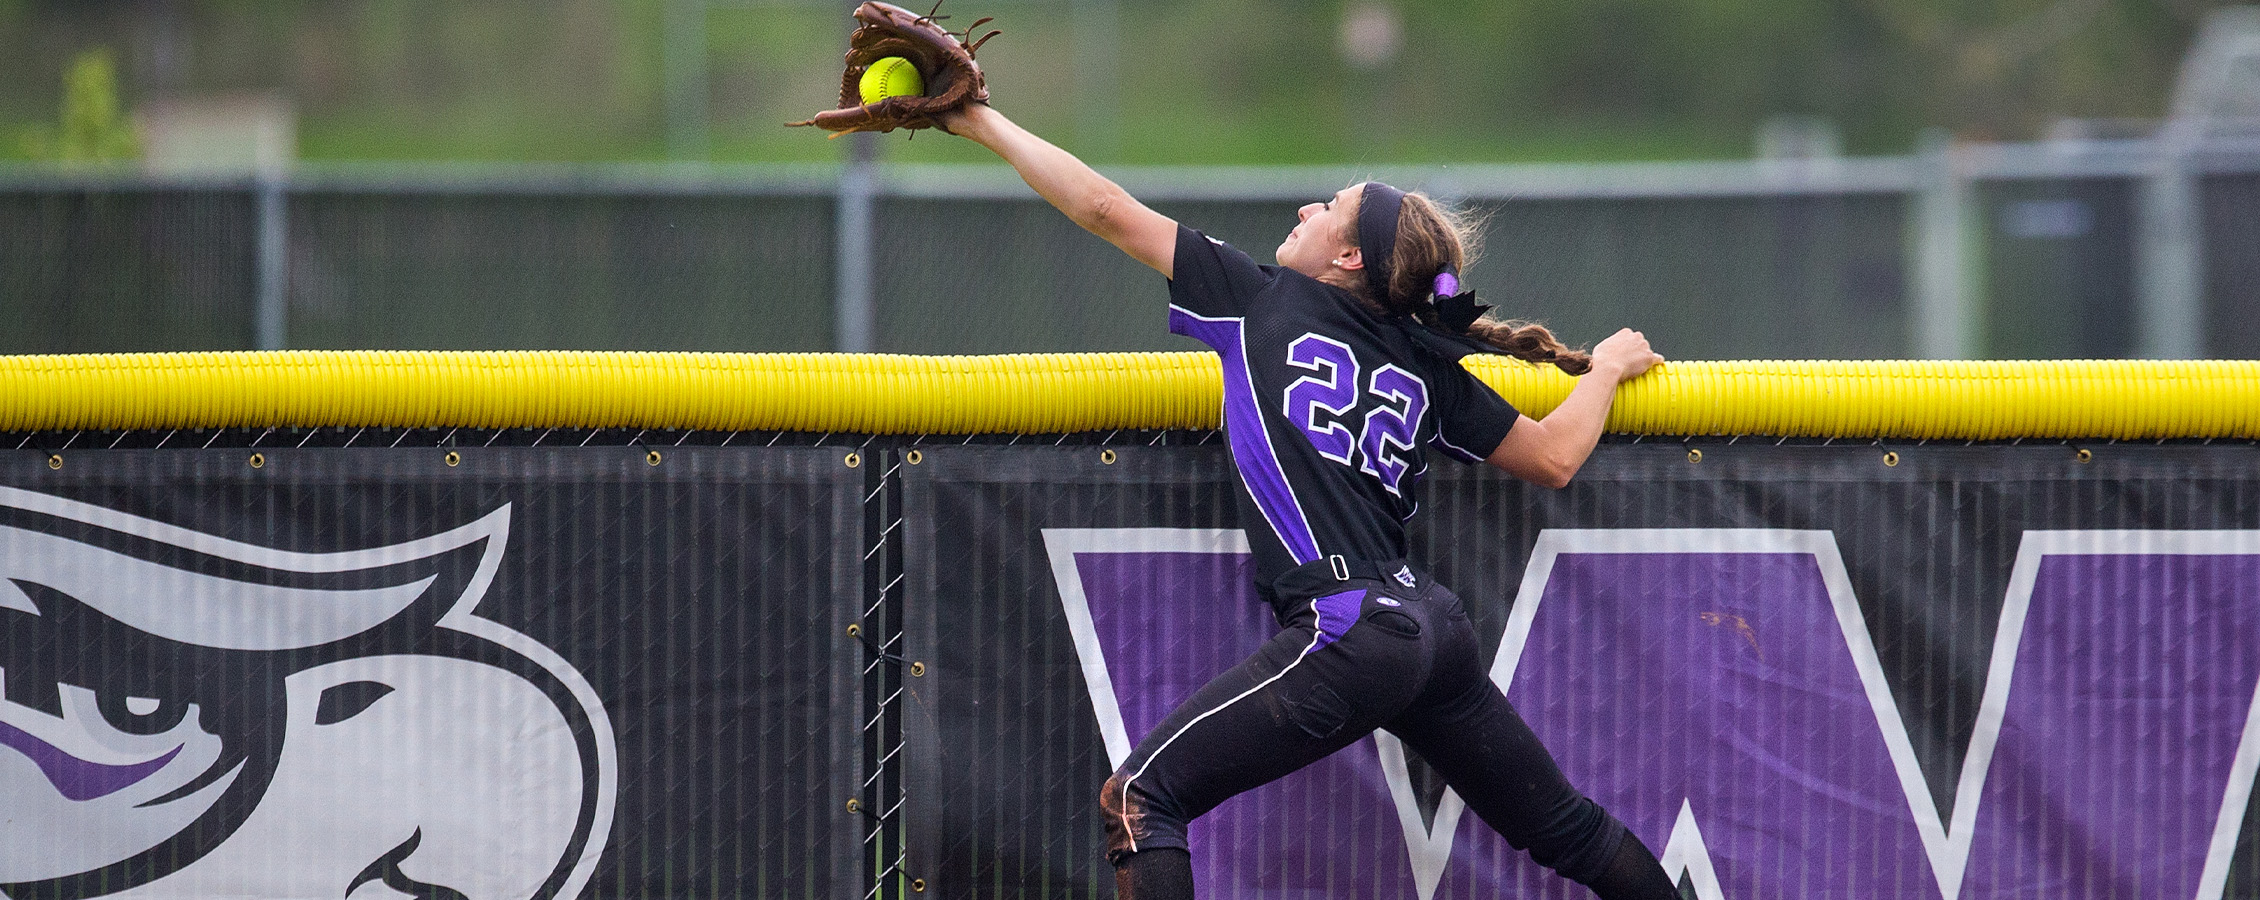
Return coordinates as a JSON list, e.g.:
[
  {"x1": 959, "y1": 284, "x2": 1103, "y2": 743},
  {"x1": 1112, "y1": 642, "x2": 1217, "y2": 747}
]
[{"x1": 858, "y1": 57, "x2": 925, "y2": 104}]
